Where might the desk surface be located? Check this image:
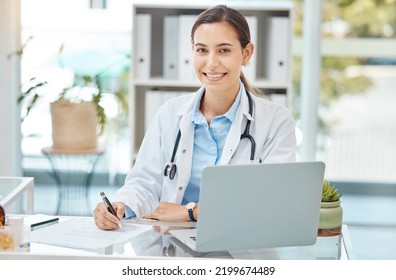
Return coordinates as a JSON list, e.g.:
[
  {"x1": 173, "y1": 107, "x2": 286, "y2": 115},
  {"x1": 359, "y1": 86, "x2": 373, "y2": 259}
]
[{"x1": 0, "y1": 216, "x2": 355, "y2": 260}]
